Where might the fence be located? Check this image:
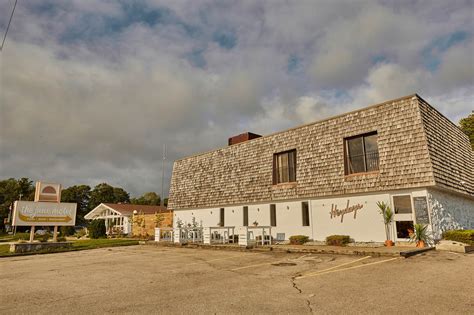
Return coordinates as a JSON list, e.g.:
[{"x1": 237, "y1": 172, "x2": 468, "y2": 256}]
[
  {"x1": 155, "y1": 226, "x2": 273, "y2": 246},
  {"x1": 209, "y1": 226, "x2": 237, "y2": 244}
]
